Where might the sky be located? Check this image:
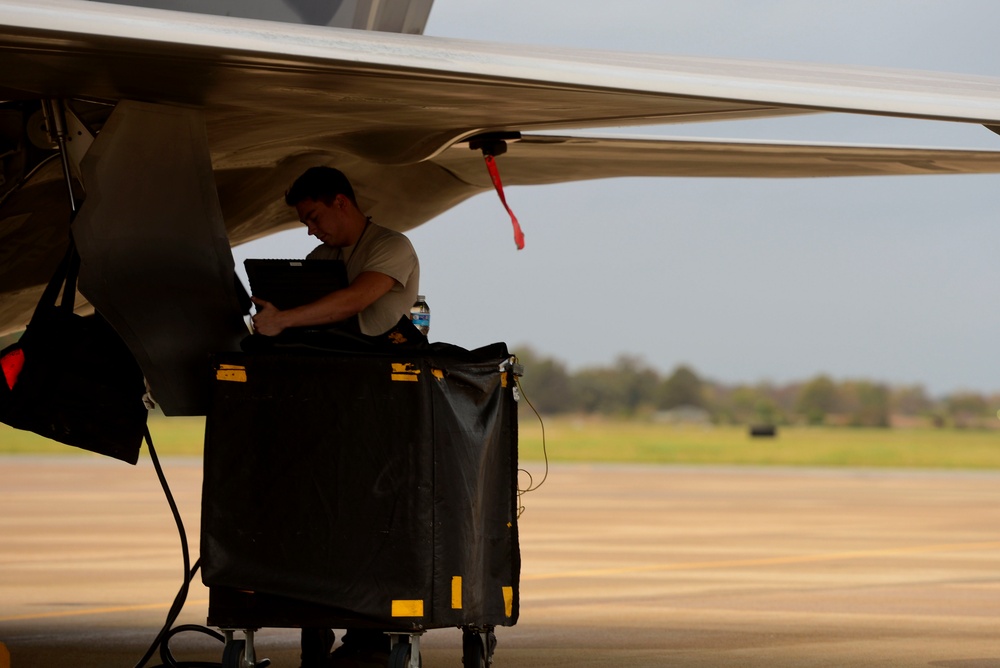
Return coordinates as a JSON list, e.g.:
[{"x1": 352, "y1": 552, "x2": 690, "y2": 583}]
[{"x1": 234, "y1": 1, "x2": 1000, "y2": 396}]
